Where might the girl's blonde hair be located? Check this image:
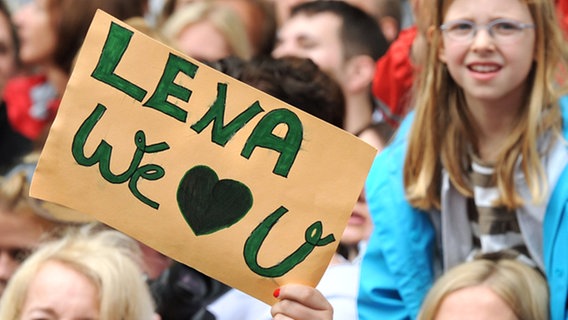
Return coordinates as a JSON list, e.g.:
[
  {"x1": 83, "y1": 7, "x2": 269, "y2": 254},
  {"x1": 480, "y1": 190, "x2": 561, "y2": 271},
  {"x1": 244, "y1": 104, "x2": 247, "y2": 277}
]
[
  {"x1": 418, "y1": 259, "x2": 549, "y2": 320},
  {"x1": 0, "y1": 225, "x2": 156, "y2": 320},
  {"x1": 404, "y1": 0, "x2": 568, "y2": 210}
]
